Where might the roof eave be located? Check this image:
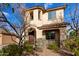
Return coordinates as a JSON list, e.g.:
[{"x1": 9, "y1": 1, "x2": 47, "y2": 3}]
[{"x1": 22, "y1": 5, "x2": 66, "y2": 14}]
